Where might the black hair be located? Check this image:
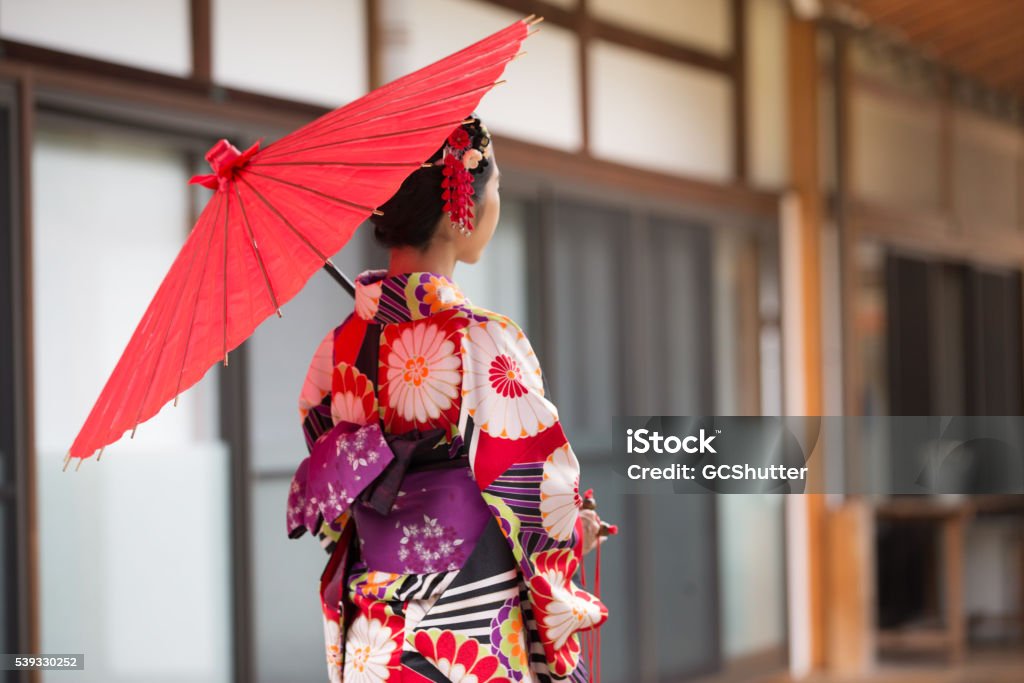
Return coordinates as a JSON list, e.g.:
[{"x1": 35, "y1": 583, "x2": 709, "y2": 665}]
[{"x1": 371, "y1": 116, "x2": 495, "y2": 250}]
